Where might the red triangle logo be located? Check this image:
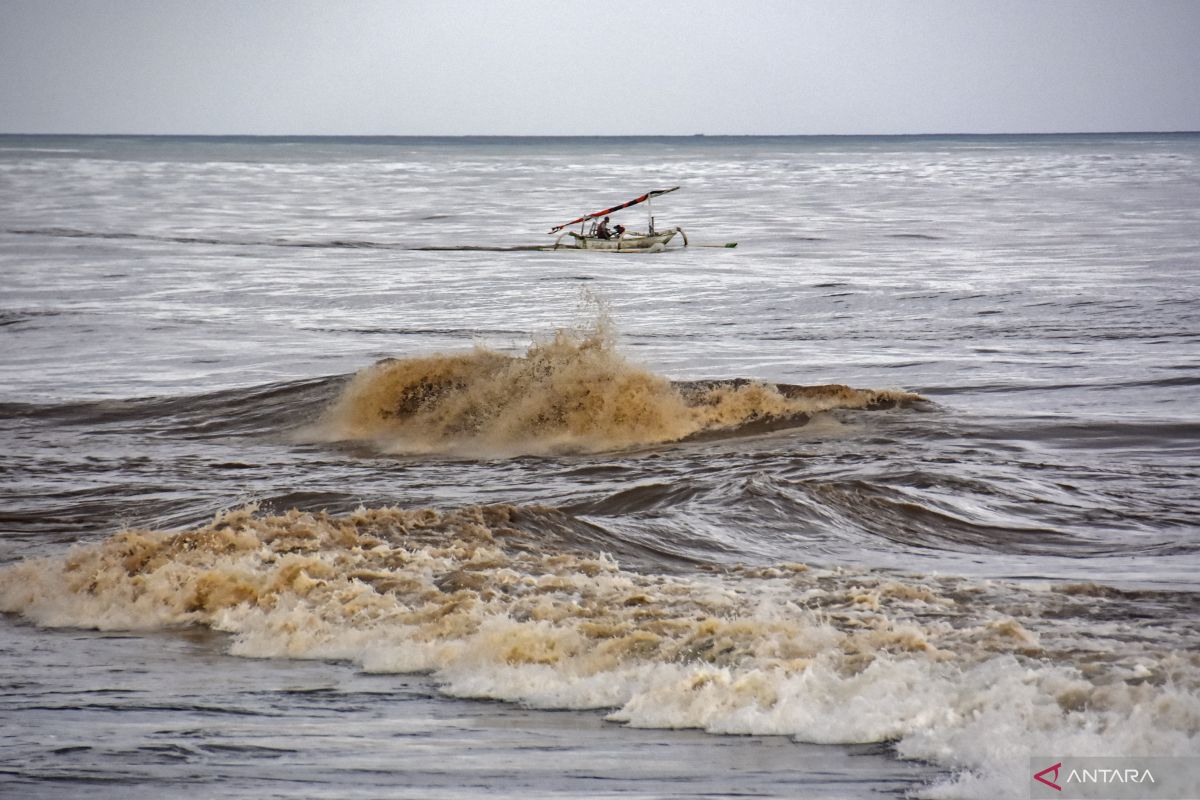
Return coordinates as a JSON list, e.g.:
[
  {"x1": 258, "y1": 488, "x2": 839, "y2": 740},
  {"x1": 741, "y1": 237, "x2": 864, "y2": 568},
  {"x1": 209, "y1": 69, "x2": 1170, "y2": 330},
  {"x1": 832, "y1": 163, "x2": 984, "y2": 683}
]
[{"x1": 1034, "y1": 762, "x2": 1063, "y2": 791}]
